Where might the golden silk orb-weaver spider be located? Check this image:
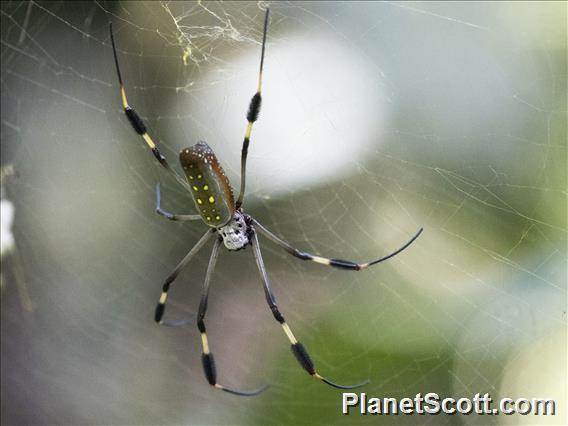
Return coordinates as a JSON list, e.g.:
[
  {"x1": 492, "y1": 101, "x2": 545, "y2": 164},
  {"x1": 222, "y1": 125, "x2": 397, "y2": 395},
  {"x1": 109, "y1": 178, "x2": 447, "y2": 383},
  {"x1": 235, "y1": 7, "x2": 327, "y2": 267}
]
[{"x1": 110, "y1": 9, "x2": 423, "y2": 396}]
